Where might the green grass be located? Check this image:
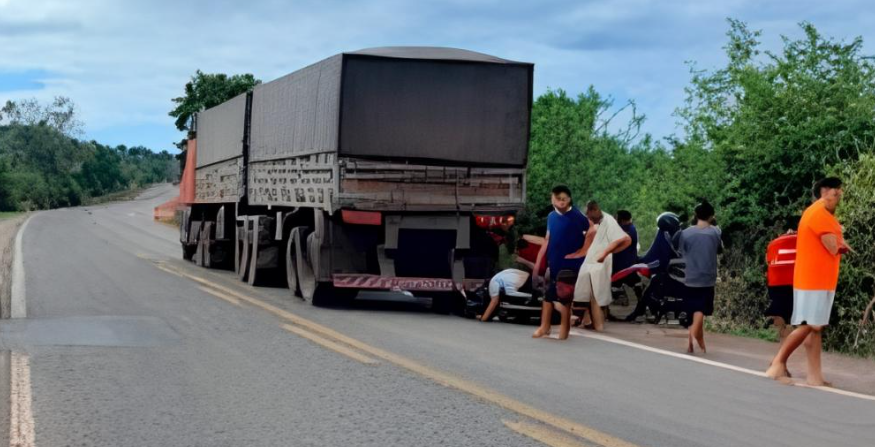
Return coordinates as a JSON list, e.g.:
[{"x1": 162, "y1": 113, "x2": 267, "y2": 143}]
[
  {"x1": 82, "y1": 187, "x2": 145, "y2": 206},
  {"x1": 0, "y1": 211, "x2": 24, "y2": 220}
]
